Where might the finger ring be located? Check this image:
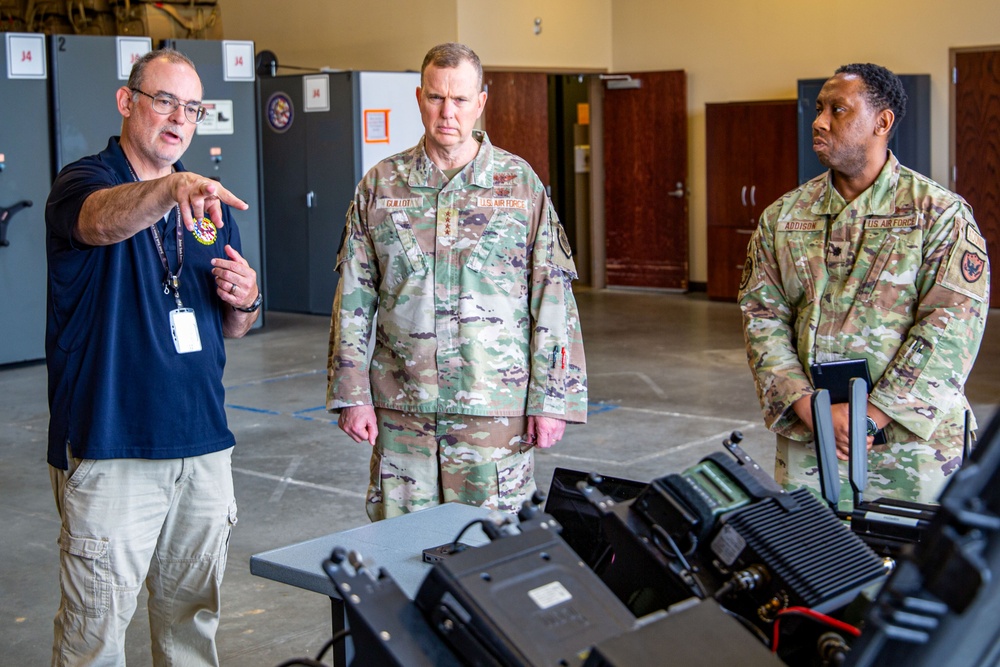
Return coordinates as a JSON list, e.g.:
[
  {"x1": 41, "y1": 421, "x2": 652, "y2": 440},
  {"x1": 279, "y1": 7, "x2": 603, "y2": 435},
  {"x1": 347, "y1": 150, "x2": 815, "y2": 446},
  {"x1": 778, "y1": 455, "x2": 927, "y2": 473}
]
[{"x1": 230, "y1": 283, "x2": 237, "y2": 295}]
